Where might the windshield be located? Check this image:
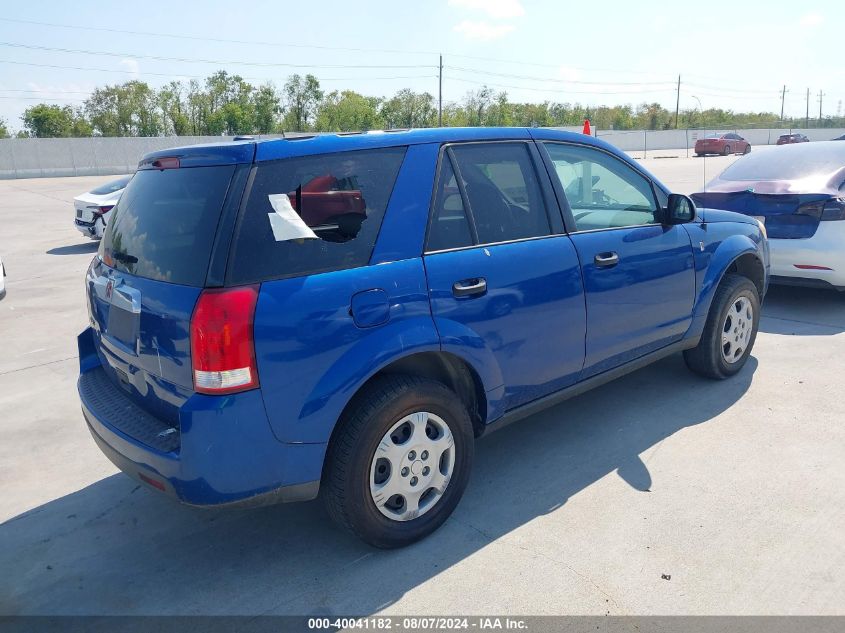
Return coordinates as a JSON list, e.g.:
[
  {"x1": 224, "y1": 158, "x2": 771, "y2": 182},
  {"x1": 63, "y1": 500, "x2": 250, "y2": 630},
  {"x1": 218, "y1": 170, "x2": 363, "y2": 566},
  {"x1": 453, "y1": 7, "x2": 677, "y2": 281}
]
[
  {"x1": 719, "y1": 144, "x2": 845, "y2": 181},
  {"x1": 89, "y1": 176, "x2": 132, "y2": 196},
  {"x1": 101, "y1": 166, "x2": 234, "y2": 286}
]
